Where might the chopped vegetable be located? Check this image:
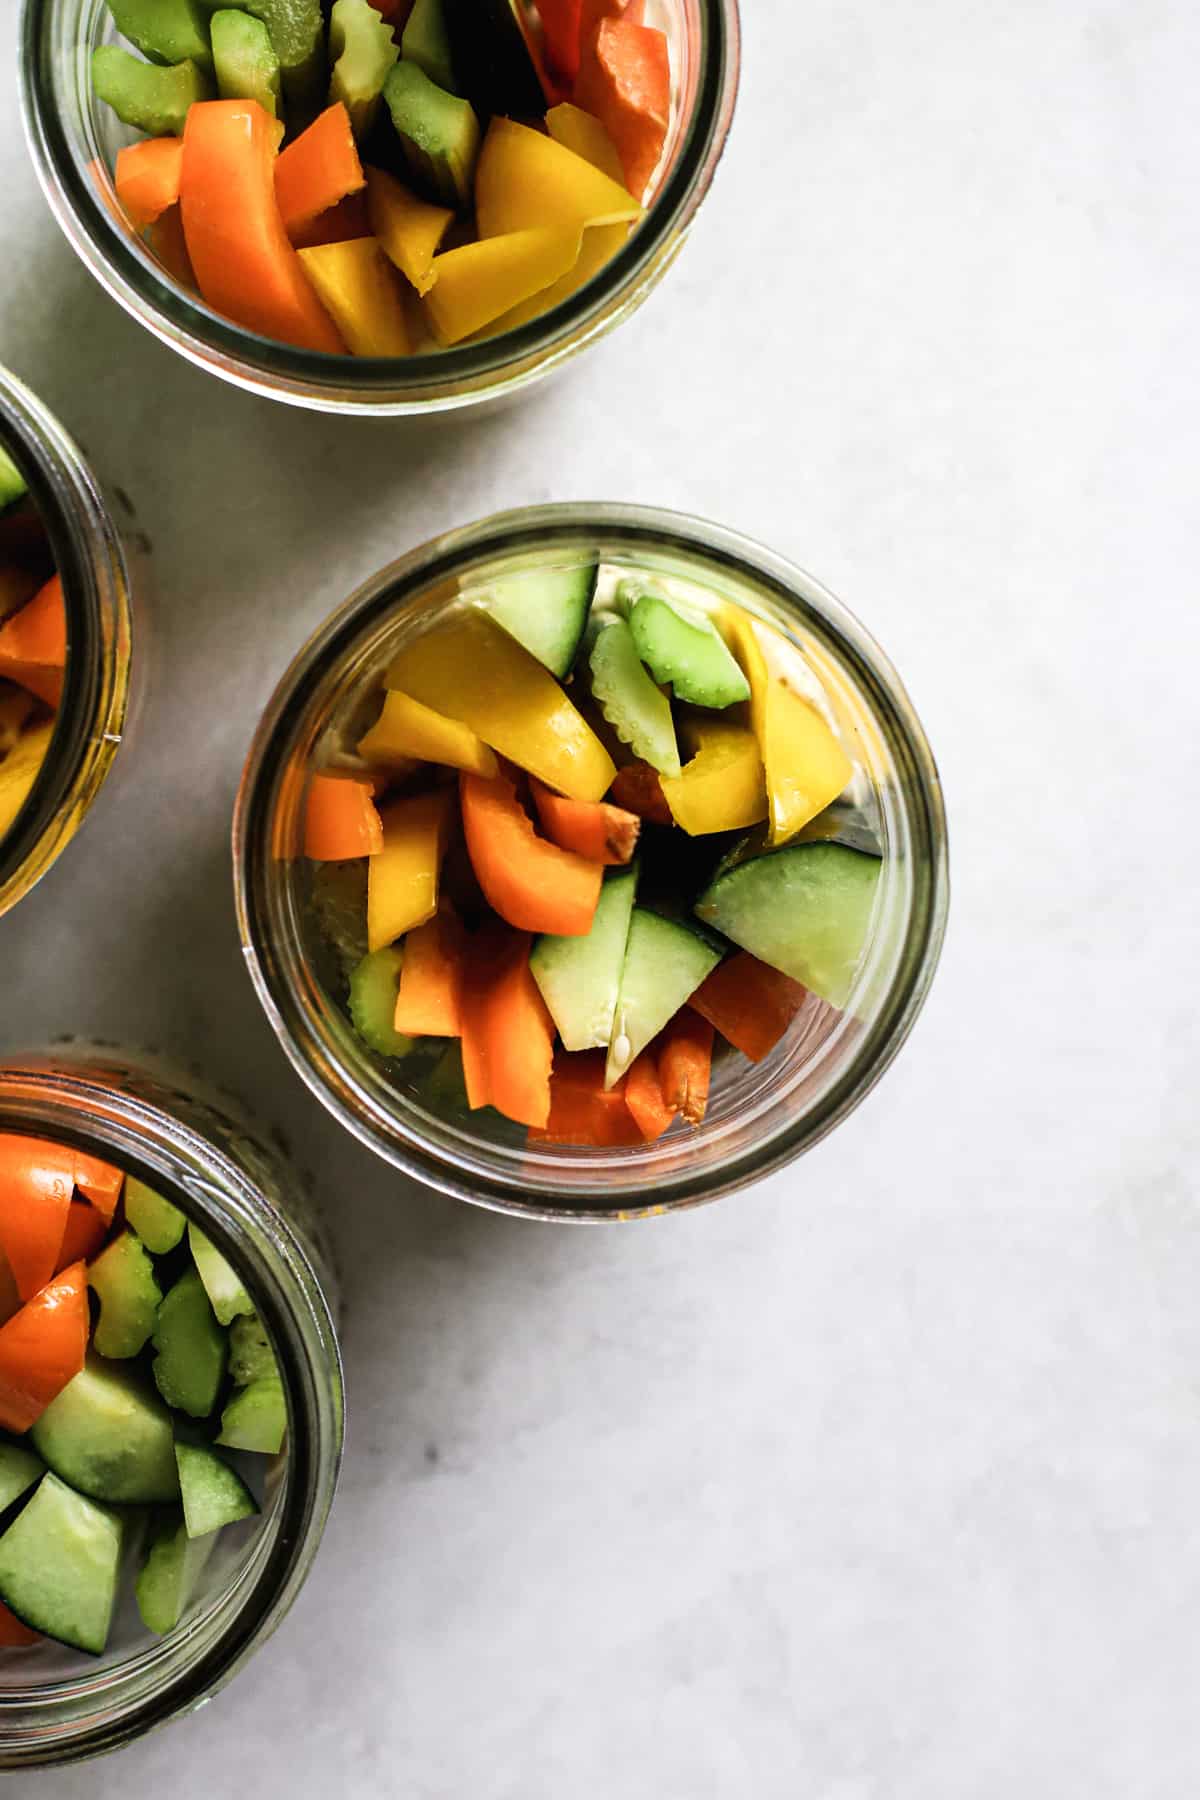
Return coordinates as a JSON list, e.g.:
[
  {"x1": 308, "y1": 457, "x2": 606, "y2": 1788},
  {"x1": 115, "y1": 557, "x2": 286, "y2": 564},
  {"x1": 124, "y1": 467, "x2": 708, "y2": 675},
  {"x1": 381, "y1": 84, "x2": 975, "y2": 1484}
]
[
  {"x1": 348, "y1": 946, "x2": 415, "y2": 1055},
  {"x1": 657, "y1": 1008, "x2": 713, "y2": 1124},
  {"x1": 366, "y1": 165, "x2": 453, "y2": 297},
  {"x1": 0, "y1": 574, "x2": 67, "y2": 709},
  {"x1": 175, "y1": 1442, "x2": 258, "y2": 1538},
  {"x1": 460, "y1": 924, "x2": 555, "y2": 1127},
  {"x1": 394, "y1": 904, "x2": 465, "y2": 1036},
  {"x1": 690, "y1": 951, "x2": 808, "y2": 1062},
  {"x1": 123, "y1": 1177, "x2": 185, "y2": 1253},
  {"x1": 55, "y1": 1202, "x2": 108, "y2": 1274},
  {"x1": 366, "y1": 788, "x2": 455, "y2": 950},
  {"x1": 0, "y1": 1135, "x2": 76, "y2": 1302},
  {"x1": 329, "y1": 0, "x2": 401, "y2": 137},
  {"x1": 88, "y1": 1232, "x2": 162, "y2": 1359},
  {"x1": 211, "y1": 8, "x2": 282, "y2": 117},
  {"x1": 304, "y1": 772, "x2": 383, "y2": 860},
  {"x1": 382, "y1": 59, "x2": 480, "y2": 211},
  {"x1": 623, "y1": 1051, "x2": 675, "y2": 1141},
  {"x1": 575, "y1": 17, "x2": 670, "y2": 201},
  {"x1": 359, "y1": 688, "x2": 498, "y2": 775},
  {"x1": 587, "y1": 612, "x2": 680, "y2": 778},
  {"x1": 0, "y1": 1263, "x2": 88, "y2": 1433},
  {"x1": 607, "y1": 759, "x2": 672, "y2": 824},
  {"x1": 460, "y1": 766, "x2": 603, "y2": 937},
  {"x1": 425, "y1": 227, "x2": 582, "y2": 344},
  {"x1": 659, "y1": 718, "x2": 768, "y2": 836},
  {"x1": 605, "y1": 908, "x2": 721, "y2": 1087},
  {"x1": 90, "y1": 48, "x2": 213, "y2": 138},
  {"x1": 115, "y1": 136, "x2": 185, "y2": 231},
  {"x1": 474, "y1": 115, "x2": 640, "y2": 239},
  {"x1": 531, "y1": 778, "x2": 639, "y2": 866},
  {"x1": 298, "y1": 238, "x2": 412, "y2": 355},
  {"x1": 620, "y1": 579, "x2": 750, "y2": 708},
  {"x1": 276, "y1": 103, "x2": 366, "y2": 237},
  {"x1": 529, "y1": 864, "x2": 637, "y2": 1051},
  {"x1": 528, "y1": 1050, "x2": 641, "y2": 1146}
]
